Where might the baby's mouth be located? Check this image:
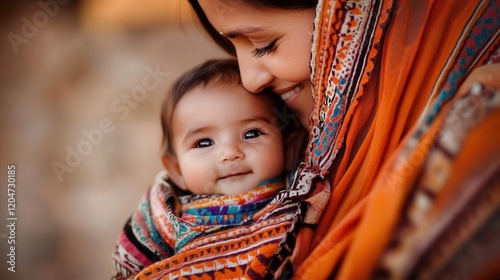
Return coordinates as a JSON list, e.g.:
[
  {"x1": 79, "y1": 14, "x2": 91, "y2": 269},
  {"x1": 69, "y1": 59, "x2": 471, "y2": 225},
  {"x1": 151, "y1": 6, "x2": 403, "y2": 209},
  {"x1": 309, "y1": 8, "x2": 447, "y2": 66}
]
[{"x1": 218, "y1": 172, "x2": 250, "y2": 181}]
